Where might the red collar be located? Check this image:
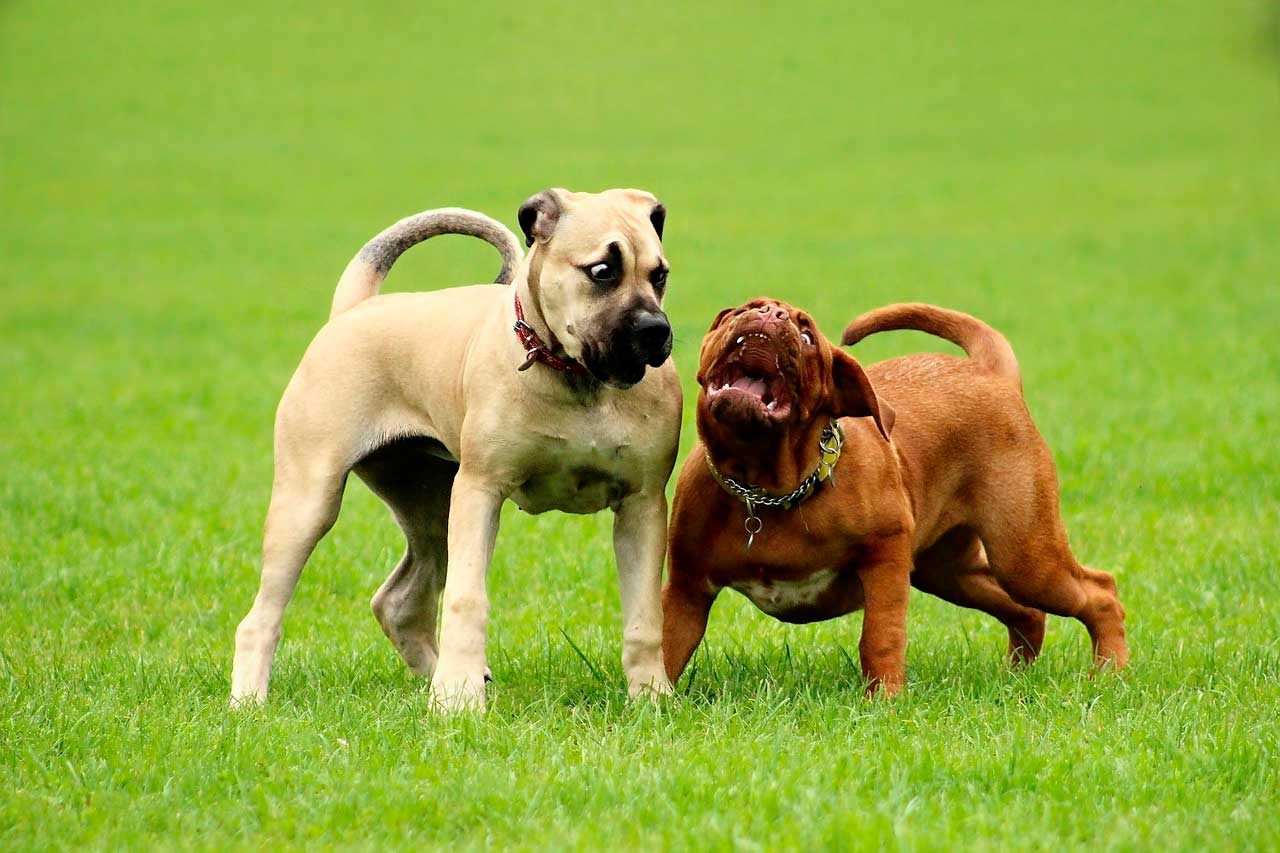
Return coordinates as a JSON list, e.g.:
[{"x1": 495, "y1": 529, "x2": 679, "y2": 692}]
[{"x1": 513, "y1": 294, "x2": 592, "y2": 378}]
